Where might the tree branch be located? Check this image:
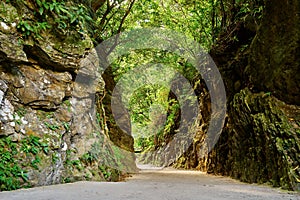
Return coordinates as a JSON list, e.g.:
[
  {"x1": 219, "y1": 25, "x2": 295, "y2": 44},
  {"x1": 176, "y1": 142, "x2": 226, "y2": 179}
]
[{"x1": 107, "y1": 0, "x2": 136, "y2": 55}]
